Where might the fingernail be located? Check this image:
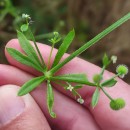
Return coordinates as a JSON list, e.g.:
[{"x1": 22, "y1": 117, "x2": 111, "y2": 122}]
[{"x1": 0, "y1": 86, "x2": 25, "y2": 125}]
